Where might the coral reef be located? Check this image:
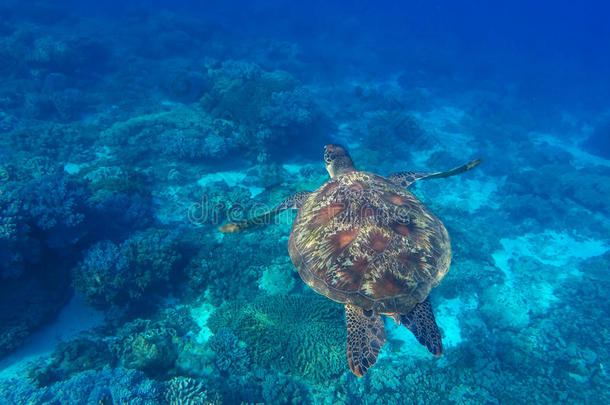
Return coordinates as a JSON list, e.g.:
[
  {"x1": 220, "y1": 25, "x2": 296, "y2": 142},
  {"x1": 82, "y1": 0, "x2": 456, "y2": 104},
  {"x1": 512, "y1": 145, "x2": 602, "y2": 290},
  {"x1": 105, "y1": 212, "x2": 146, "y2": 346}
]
[
  {"x1": 0, "y1": 3, "x2": 609, "y2": 404},
  {"x1": 0, "y1": 172, "x2": 89, "y2": 275},
  {"x1": 261, "y1": 373, "x2": 312, "y2": 405},
  {"x1": 0, "y1": 367, "x2": 163, "y2": 404},
  {"x1": 29, "y1": 338, "x2": 116, "y2": 386},
  {"x1": 186, "y1": 181, "x2": 255, "y2": 228},
  {"x1": 24, "y1": 307, "x2": 201, "y2": 388},
  {"x1": 118, "y1": 327, "x2": 179, "y2": 375},
  {"x1": 100, "y1": 104, "x2": 243, "y2": 163},
  {"x1": 165, "y1": 376, "x2": 222, "y2": 405},
  {"x1": 207, "y1": 294, "x2": 347, "y2": 382},
  {"x1": 207, "y1": 327, "x2": 250, "y2": 375},
  {"x1": 202, "y1": 60, "x2": 296, "y2": 125},
  {"x1": 183, "y1": 225, "x2": 290, "y2": 304},
  {"x1": 72, "y1": 227, "x2": 182, "y2": 308},
  {"x1": 201, "y1": 60, "x2": 332, "y2": 158},
  {"x1": 0, "y1": 170, "x2": 86, "y2": 356},
  {"x1": 106, "y1": 308, "x2": 199, "y2": 377},
  {"x1": 0, "y1": 274, "x2": 70, "y2": 358}
]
